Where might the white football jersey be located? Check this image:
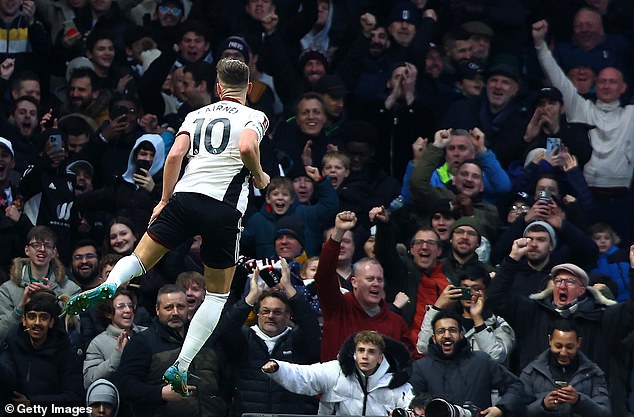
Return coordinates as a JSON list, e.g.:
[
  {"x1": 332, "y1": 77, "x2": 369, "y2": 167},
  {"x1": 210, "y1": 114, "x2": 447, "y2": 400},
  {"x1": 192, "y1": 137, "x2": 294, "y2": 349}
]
[{"x1": 173, "y1": 100, "x2": 269, "y2": 214}]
